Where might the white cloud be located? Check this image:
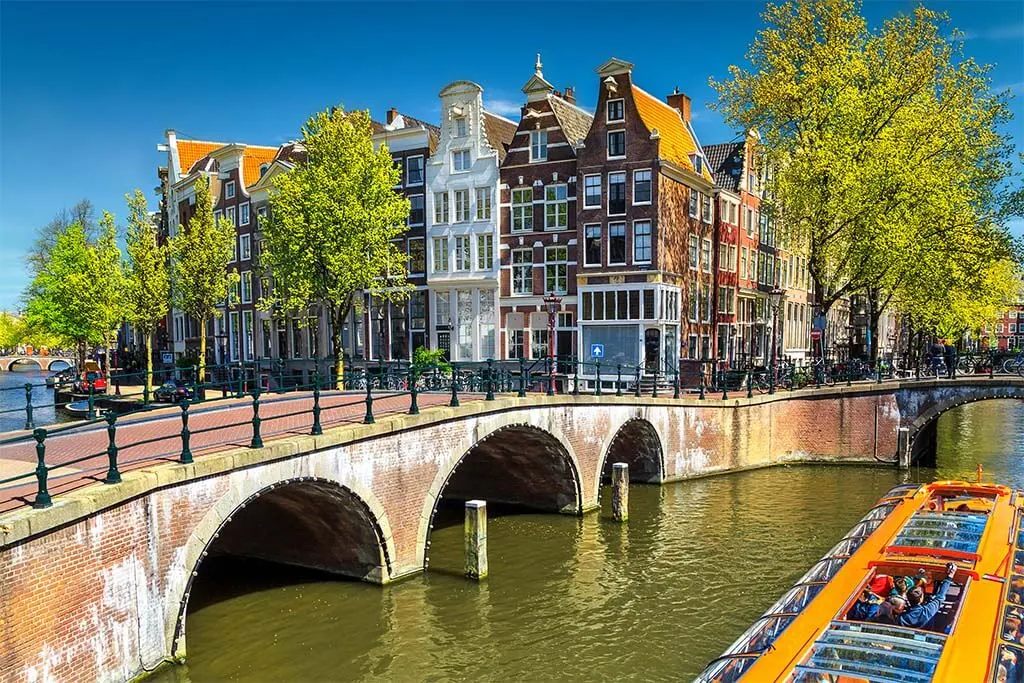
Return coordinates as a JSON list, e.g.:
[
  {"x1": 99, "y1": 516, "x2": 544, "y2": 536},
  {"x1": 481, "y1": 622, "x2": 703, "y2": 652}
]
[
  {"x1": 484, "y1": 99, "x2": 522, "y2": 117},
  {"x1": 958, "y1": 23, "x2": 1024, "y2": 41}
]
